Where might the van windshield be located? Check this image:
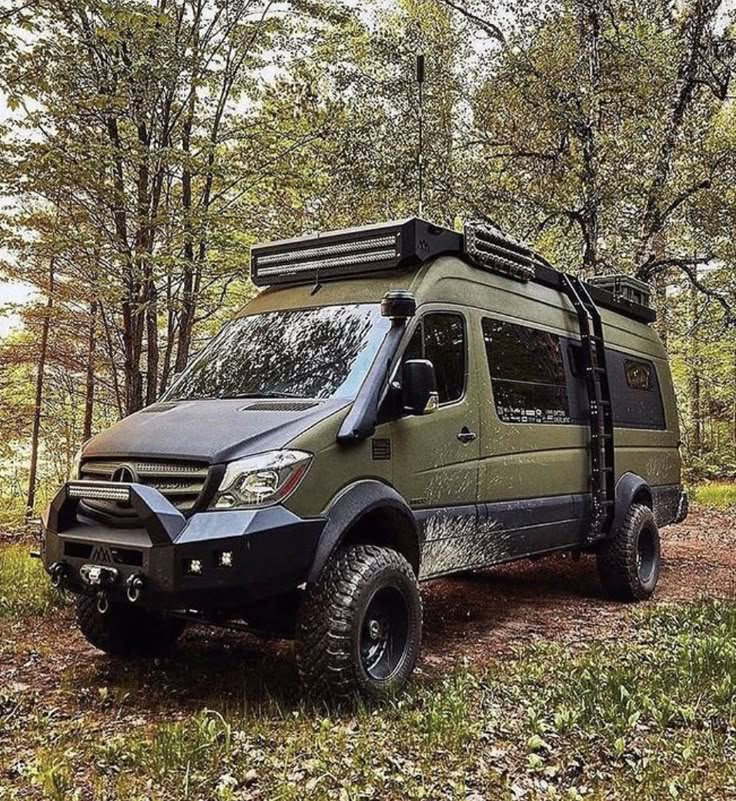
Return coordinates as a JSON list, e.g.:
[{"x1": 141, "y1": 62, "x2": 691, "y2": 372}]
[{"x1": 162, "y1": 304, "x2": 390, "y2": 402}]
